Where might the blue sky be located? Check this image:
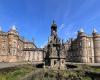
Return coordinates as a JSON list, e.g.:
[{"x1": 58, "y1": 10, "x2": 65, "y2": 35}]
[{"x1": 0, "y1": 0, "x2": 100, "y2": 47}]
